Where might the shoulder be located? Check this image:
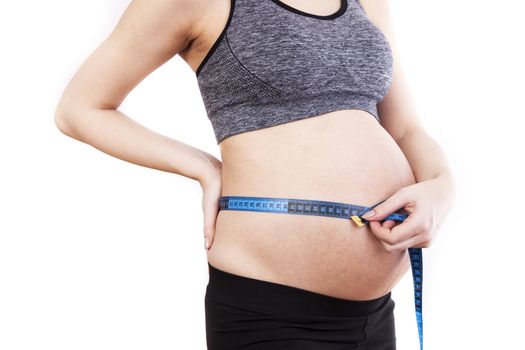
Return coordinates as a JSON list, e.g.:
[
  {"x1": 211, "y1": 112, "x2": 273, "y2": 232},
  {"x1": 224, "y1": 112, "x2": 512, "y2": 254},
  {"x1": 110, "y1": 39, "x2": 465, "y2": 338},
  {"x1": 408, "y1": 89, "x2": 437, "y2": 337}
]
[{"x1": 117, "y1": 0, "x2": 209, "y2": 53}]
